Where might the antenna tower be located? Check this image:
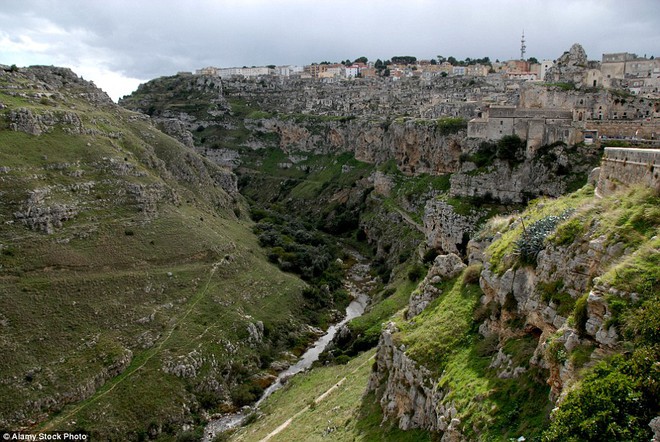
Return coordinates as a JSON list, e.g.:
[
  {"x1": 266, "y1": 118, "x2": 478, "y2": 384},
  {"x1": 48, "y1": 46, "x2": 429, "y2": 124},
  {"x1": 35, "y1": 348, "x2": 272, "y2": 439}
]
[{"x1": 520, "y1": 30, "x2": 526, "y2": 60}]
